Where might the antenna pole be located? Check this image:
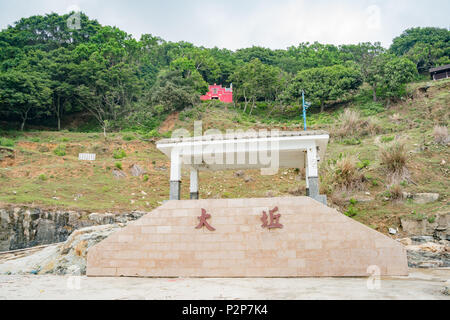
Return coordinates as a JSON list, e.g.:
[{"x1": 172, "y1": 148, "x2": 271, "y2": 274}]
[{"x1": 302, "y1": 90, "x2": 307, "y2": 131}]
